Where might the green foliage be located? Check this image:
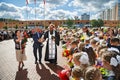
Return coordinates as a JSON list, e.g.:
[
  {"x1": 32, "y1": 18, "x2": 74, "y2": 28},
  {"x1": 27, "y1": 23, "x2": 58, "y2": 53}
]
[
  {"x1": 25, "y1": 25, "x2": 28, "y2": 29},
  {"x1": 73, "y1": 26, "x2": 76, "y2": 29},
  {"x1": 3, "y1": 26, "x2": 8, "y2": 30},
  {"x1": 90, "y1": 19, "x2": 104, "y2": 28},
  {"x1": 21, "y1": 38, "x2": 28, "y2": 44},
  {"x1": 45, "y1": 26, "x2": 48, "y2": 29},
  {"x1": 15, "y1": 25, "x2": 18, "y2": 29},
  {"x1": 118, "y1": 24, "x2": 120, "y2": 28},
  {"x1": 98, "y1": 19, "x2": 104, "y2": 27},
  {"x1": 0, "y1": 18, "x2": 5, "y2": 21},
  {"x1": 90, "y1": 19, "x2": 98, "y2": 27},
  {"x1": 0, "y1": 18, "x2": 19, "y2": 22},
  {"x1": 66, "y1": 18, "x2": 74, "y2": 28}
]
